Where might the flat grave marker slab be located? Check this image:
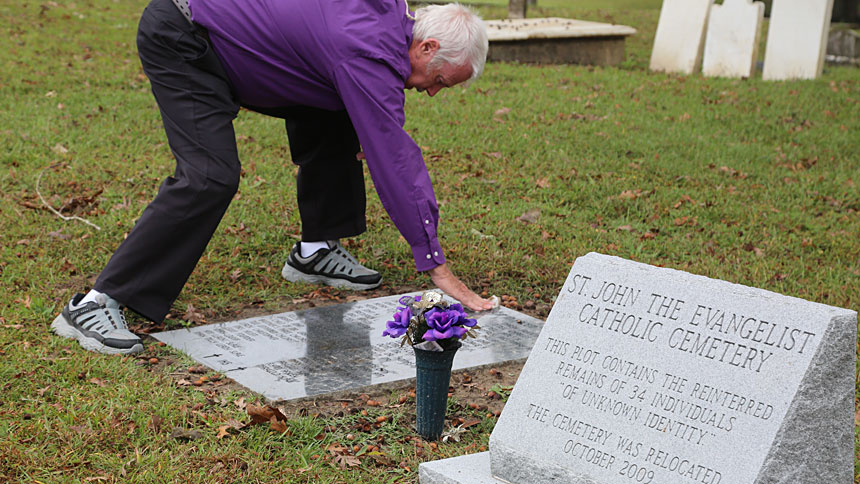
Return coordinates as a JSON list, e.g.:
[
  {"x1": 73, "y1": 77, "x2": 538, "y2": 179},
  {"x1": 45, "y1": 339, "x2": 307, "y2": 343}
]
[
  {"x1": 702, "y1": 0, "x2": 765, "y2": 78},
  {"x1": 152, "y1": 293, "x2": 544, "y2": 401},
  {"x1": 421, "y1": 253, "x2": 856, "y2": 484},
  {"x1": 650, "y1": 0, "x2": 714, "y2": 73},
  {"x1": 763, "y1": 0, "x2": 835, "y2": 80}
]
